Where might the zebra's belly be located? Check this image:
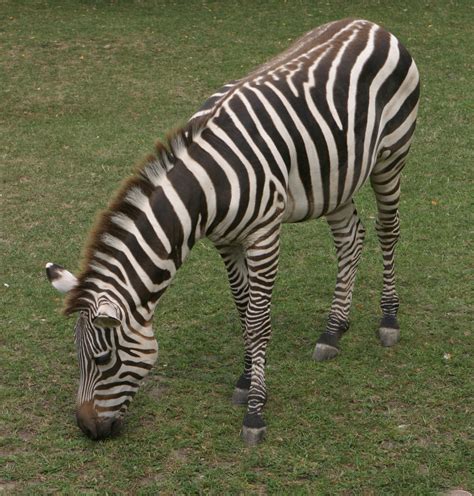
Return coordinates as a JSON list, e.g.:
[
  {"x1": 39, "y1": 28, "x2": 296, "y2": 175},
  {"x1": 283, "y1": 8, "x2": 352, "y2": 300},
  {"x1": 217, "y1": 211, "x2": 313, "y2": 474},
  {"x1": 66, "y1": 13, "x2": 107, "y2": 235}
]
[
  {"x1": 283, "y1": 178, "x2": 367, "y2": 223},
  {"x1": 282, "y1": 163, "x2": 351, "y2": 223},
  {"x1": 283, "y1": 193, "x2": 324, "y2": 223}
]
